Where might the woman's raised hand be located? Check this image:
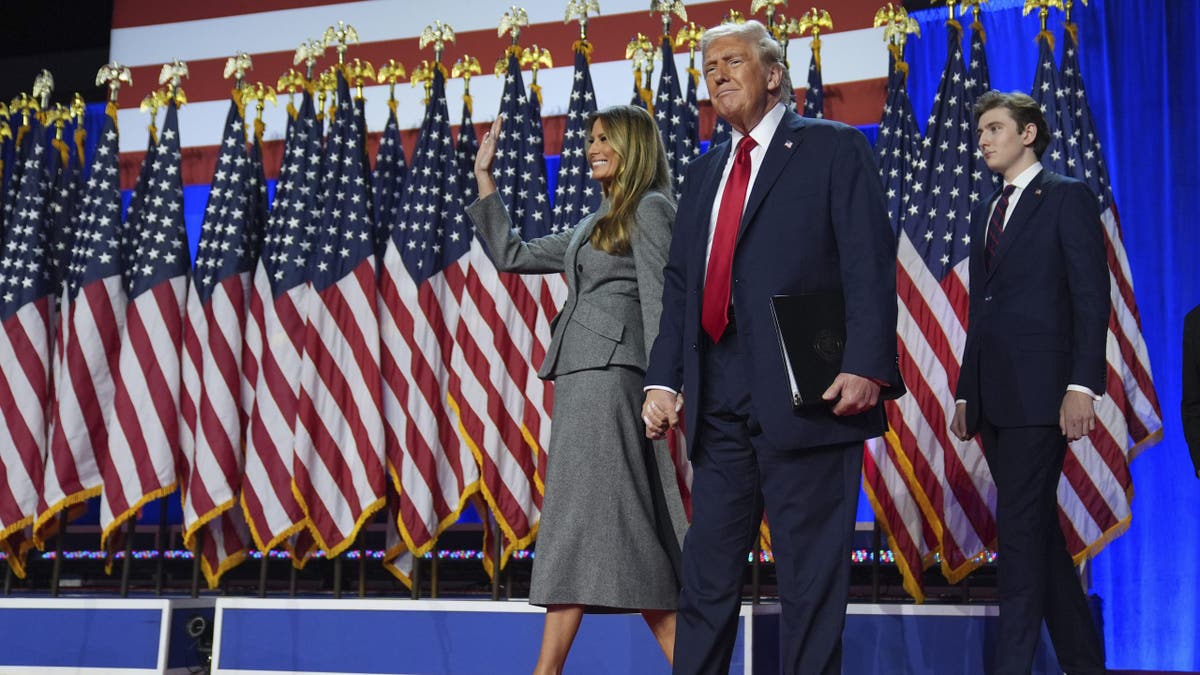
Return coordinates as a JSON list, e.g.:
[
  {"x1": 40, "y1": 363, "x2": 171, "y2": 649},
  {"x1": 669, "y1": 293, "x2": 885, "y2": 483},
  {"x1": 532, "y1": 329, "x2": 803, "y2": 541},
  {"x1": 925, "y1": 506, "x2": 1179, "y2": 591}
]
[{"x1": 474, "y1": 116, "x2": 503, "y2": 198}]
